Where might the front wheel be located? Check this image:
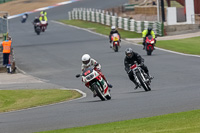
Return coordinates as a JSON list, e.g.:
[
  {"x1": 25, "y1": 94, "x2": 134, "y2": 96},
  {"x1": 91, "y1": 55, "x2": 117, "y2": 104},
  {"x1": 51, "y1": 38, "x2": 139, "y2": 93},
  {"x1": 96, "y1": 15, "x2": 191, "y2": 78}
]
[
  {"x1": 136, "y1": 72, "x2": 149, "y2": 91},
  {"x1": 92, "y1": 84, "x2": 106, "y2": 101},
  {"x1": 147, "y1": 46, "x2": 152, "y2": 55}
]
